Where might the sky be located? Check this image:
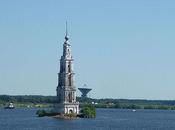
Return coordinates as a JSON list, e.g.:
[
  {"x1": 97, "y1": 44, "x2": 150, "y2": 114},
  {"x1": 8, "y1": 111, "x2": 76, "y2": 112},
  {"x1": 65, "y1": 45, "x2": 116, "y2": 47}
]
[{"x1": 0, "y1": 0, "x2": 175, "y2": 100}]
